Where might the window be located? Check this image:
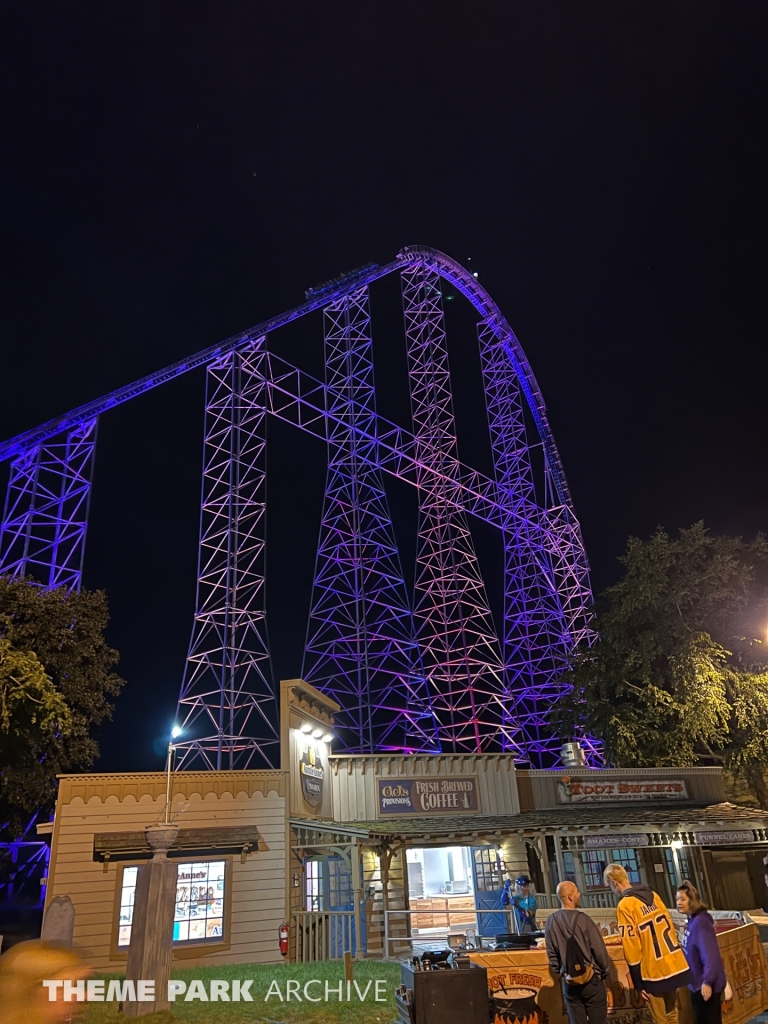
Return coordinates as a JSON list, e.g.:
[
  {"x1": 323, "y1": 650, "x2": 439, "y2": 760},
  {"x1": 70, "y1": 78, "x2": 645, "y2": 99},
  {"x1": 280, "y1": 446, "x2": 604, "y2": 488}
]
[
  {"x1": 472, "y1": 848, "x2": 502, "y2": 892},
  {"x1": 117, "y1": 860, "x2": 226, "y2": 949},
  {"x1": 579, "y1": 848, "x2": 641, "y2": 890},
  {"x1": 582, "y1": 851, "x2": 608, "y2": 889},
  {"x1": 561, "y1": 851, "x2": 578, "y2": 884},
  {"x1": 328, "y1": 857, "x2": 352, "y2": 910},
  {"x1": 305, "y1": 858, "x2": 323, "y2": 911}
]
